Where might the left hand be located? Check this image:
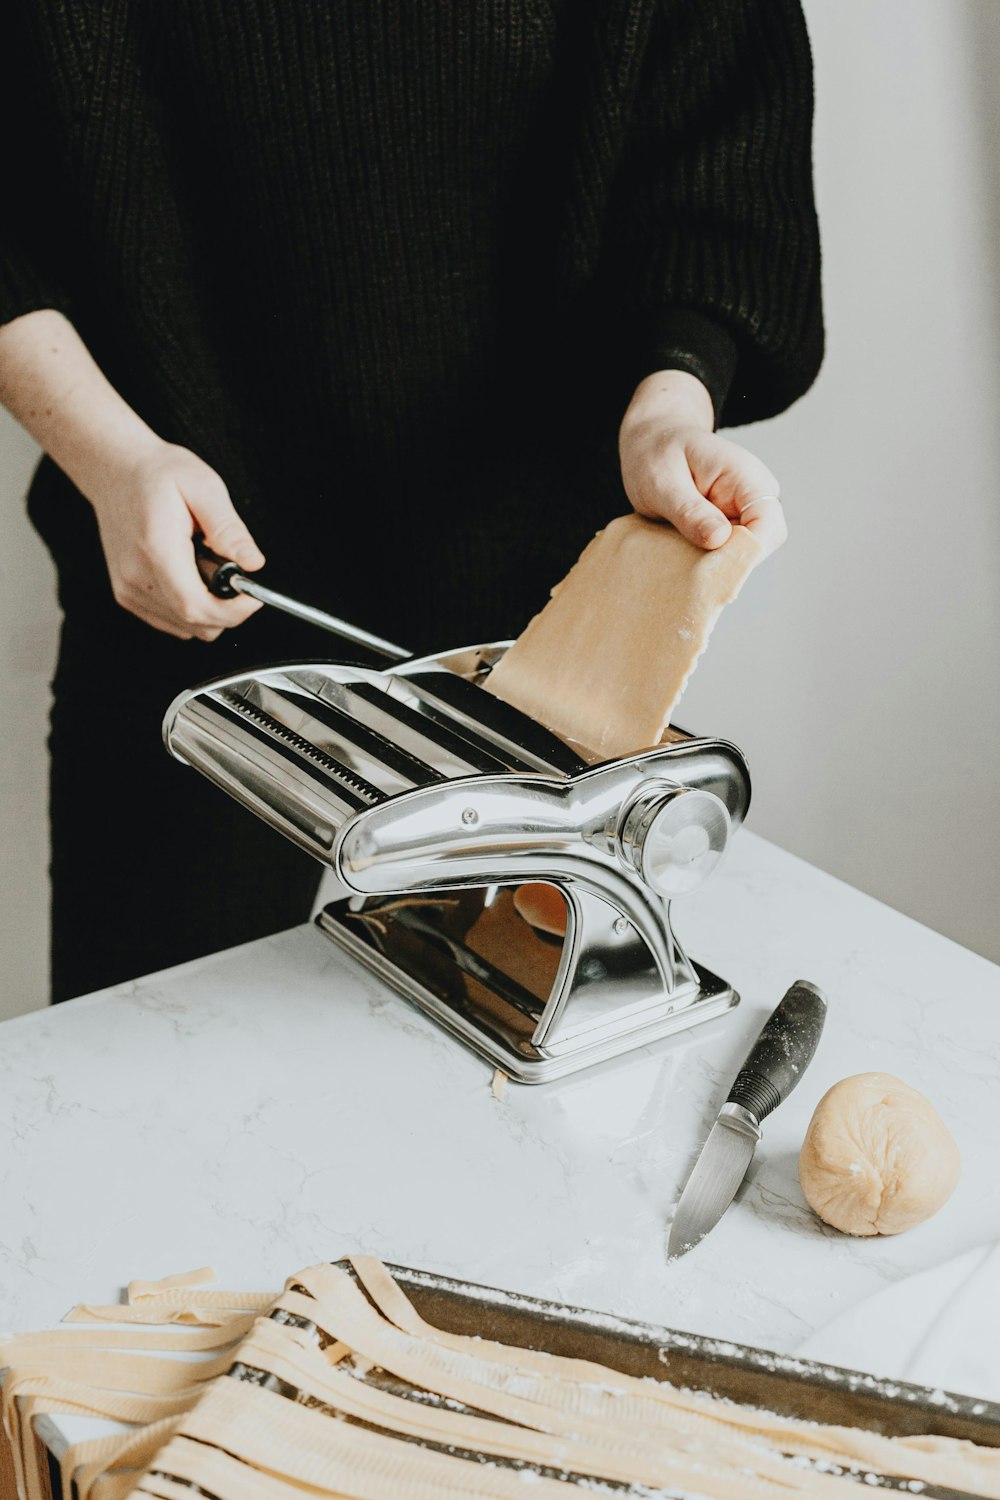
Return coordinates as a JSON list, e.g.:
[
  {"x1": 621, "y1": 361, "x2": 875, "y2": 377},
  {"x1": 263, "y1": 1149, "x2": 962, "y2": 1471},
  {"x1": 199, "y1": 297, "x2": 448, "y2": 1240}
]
[{"x1": 619, "y1": 370, "x2": 787, "y2": 556}]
